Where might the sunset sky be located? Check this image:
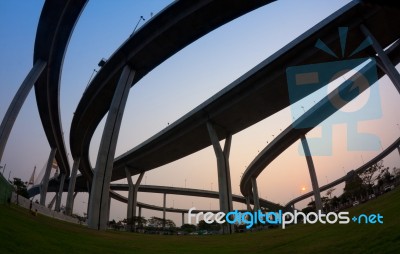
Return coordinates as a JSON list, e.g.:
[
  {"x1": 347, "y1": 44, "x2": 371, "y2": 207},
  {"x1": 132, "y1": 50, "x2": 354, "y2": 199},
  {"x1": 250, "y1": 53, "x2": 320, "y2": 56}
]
[{"x1": 1, "y1": 0, "x2": 399, "y2": 225}]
